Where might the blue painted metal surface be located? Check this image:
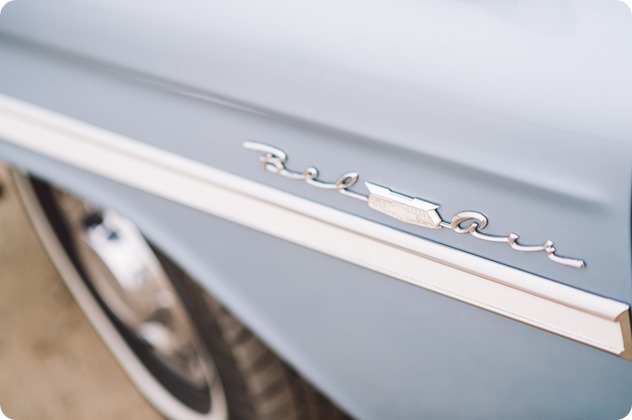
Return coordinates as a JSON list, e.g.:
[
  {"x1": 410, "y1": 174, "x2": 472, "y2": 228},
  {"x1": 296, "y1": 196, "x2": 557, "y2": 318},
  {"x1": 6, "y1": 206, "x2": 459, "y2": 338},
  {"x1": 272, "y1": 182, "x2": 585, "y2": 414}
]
[{"x1": 1, "y1": 1, "x2": 631, "y2": 418}]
